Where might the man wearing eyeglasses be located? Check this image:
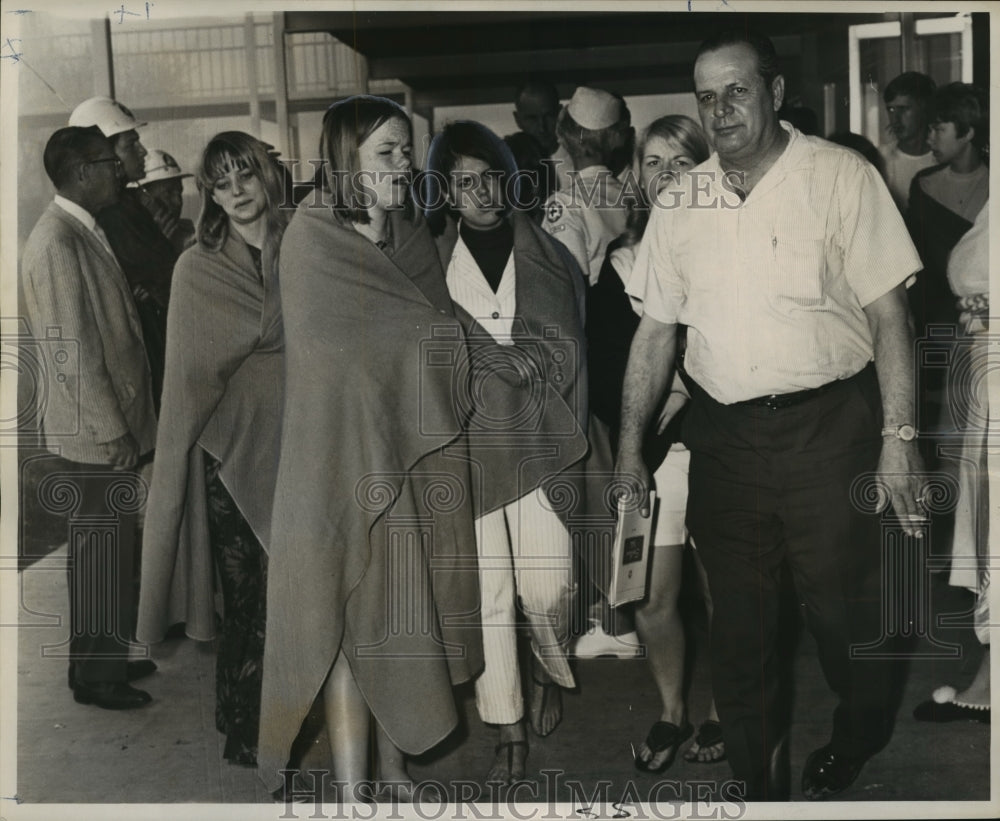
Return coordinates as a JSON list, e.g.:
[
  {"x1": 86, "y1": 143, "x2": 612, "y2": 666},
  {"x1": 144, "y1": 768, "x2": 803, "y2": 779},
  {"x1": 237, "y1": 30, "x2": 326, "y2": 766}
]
[{"x1": 22, "y1": 126, "x2": 158, "y2": 710}]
